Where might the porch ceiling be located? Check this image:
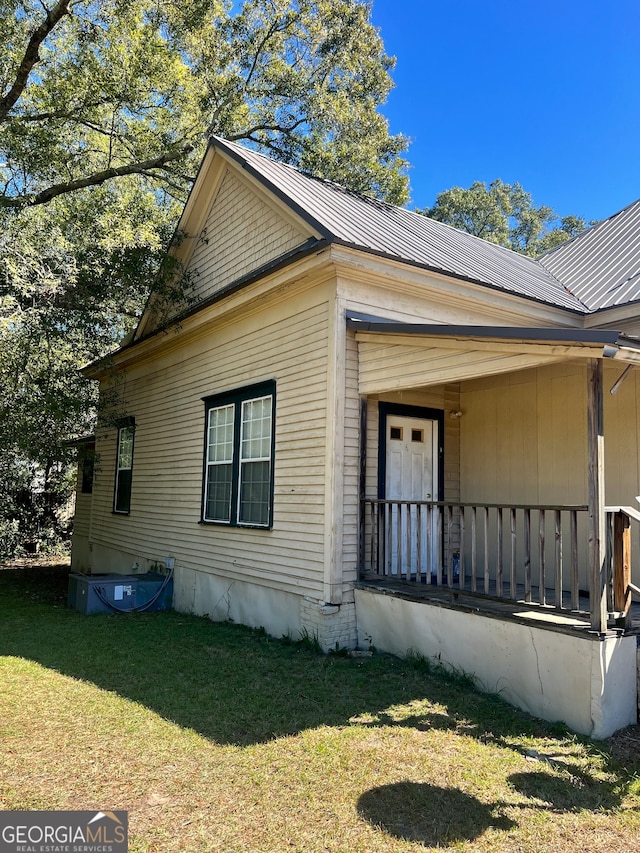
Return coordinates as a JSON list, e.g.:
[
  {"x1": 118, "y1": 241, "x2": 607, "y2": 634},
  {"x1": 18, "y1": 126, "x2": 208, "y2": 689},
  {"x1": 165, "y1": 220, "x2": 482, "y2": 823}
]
[{"x1": 351, "y1": 323, "x2": 640, "y2": 394}]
